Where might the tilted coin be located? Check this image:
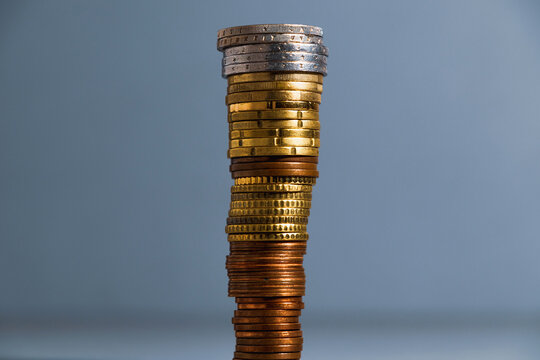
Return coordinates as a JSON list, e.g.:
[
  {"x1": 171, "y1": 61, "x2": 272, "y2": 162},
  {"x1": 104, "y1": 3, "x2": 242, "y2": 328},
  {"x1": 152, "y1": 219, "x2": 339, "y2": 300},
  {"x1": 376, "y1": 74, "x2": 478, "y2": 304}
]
[
  {"x1": 218, "y1": 24, "x2": 323, "y2": 39},
  {"x1": 228, "y1": 233, "x2": 309, "y2": 241},
  {"x1": 226, "y1": 90, "x2": 321, "y2": 104},
  {"x1": 228, "y1": 146, "x2": 319, "y2": 158},
  {"x1": 229, "y1": 199, "x2": 311, "y2": 209},
  {"x1": 227, "y1": 81, "x2": 323, "y2": 94},
  {"x1": 234, "y1": 176, "x2": 316, "y2": 185},
  {"x1": 230, "y1": 128, "x2": 319, "y2": 139},
  {"x1": 223, "y1": 61, "x2": 327, "y2": 77},
  {"x1": 228, "y1": 72, "x2": 323, "y2": 84},
  {"x1": 223, "y1": 52, "x2": 327, "y2": 66},
  {"x1": 229, "y1": 109, "x2": 319, "y2": 121},
  {"x1": 224, "y1": 44, "x2": 328, "y2": 58},
  {"x1": 217, "y1": 33, "x2": 323, "y2": 51},
  {"x1": 229, "y1": 101, "x2": 319, "y2": 112}
]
